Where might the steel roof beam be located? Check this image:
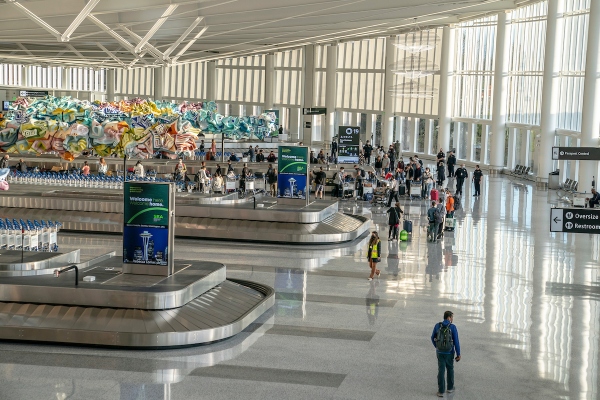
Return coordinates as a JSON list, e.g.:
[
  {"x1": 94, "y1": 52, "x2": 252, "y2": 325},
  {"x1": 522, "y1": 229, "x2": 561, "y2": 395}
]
[
  {"x1": 162, "y1": 16, "x2": 204, "y2": 60},
  {"x1": 87, "y1": 14, "x2": 138, "y2": 57},
  {"x1": 172, "y1": 26, "x2": 208, "y2": 61},
  {"x1": 97, "y1": 43, "x2": 126, "y2": 67},
  {"x1": 119, "y1": 25, "x2": 165, "y2": 61},
  {"x1": 5, "y1": 0, "x2": 61, "y2": 40},
  {"x1": 134, "y1": 4, "x2": 178, "y2": 53},
  {"x1": 61, "y1": 0, "x2": 101, "y2": 42}
]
